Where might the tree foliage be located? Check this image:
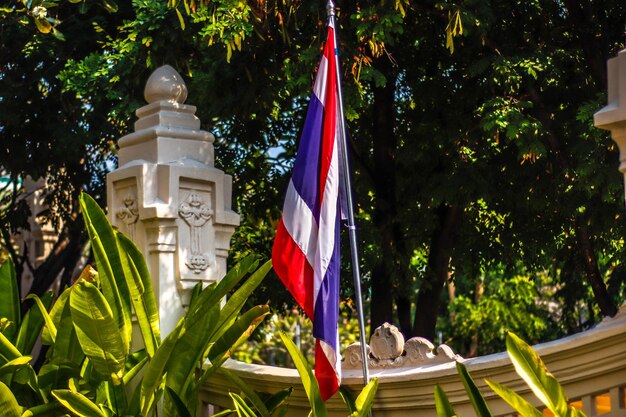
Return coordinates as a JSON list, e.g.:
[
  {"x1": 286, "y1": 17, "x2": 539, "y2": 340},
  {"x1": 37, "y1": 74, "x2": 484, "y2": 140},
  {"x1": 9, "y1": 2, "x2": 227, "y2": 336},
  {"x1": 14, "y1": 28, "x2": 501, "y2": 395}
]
[{"x1": 2, "y1": 0, "x2": 626, "y2": 355}]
